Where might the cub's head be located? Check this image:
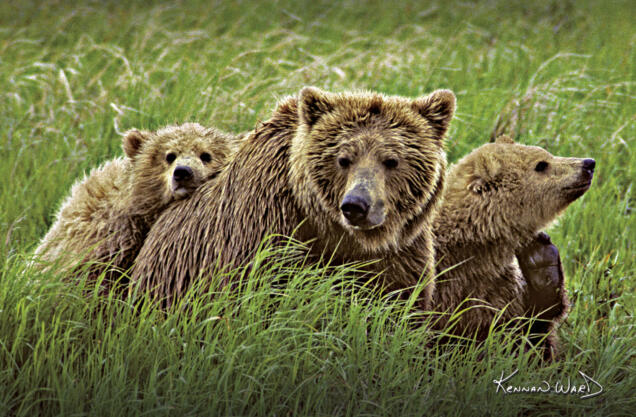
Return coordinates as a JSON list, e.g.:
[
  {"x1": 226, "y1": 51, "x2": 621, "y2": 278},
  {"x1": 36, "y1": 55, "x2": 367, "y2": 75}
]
[
  {"x1": 292, "y1": 87, "x2": 455, "y2": 252},
  {"x1": 123, "y1": 123, "x2": 236, "y2": 207},
  {"x1": 446, "y1": 134, "x2": 595, "y2": 238}
]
